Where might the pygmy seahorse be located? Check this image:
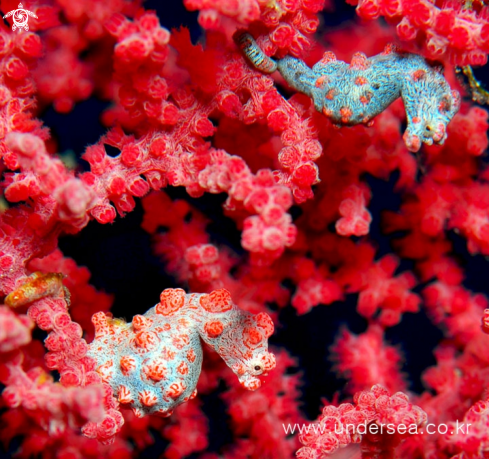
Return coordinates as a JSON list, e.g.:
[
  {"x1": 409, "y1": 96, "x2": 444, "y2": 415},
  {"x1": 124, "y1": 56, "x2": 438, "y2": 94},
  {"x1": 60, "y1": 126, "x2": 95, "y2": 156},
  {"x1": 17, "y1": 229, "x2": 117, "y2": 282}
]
[
  {"x1": 87, "y1": 288, "x2": 276, "y2": 417},
  {"x1": 235, "y1": 32, "x2": 460, "y2": 152}
]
